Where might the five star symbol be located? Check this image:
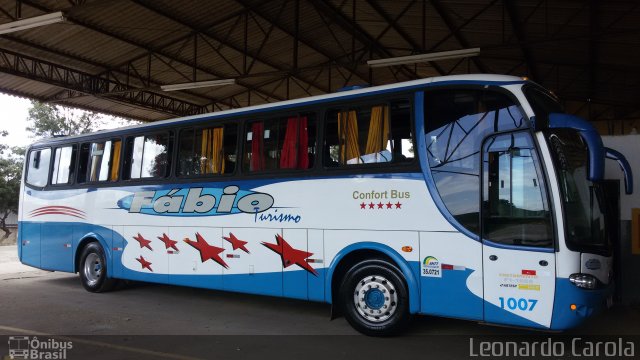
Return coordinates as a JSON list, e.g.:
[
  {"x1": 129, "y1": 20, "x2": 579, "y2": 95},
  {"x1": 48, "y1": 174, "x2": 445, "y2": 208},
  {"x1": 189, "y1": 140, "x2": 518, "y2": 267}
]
[
  {"x1": 223, "y1": 233, "x2": 250, "y2": 253},
  {"x1": 133, "y1": 233, "x2": 153, "y2": 250},
  {"x1": 184, "y1": 232, "x2": 229, "y2": 269},
  {"x1": 262, "y1": 234, "x2": 318, "y2": 276},
  {"x1": 157, "y1": 233, "x2": 179, "y2": 251},
  {"x1": 136, "y1": 255, "x2": 153, "y2": 272}
]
